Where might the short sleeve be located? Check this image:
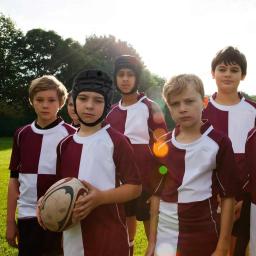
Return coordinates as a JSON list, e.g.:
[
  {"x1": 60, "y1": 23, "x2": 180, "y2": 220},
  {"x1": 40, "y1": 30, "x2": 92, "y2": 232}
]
[
  {"x1": 113, "y1": 135, "x2": 141, "y2": 186},
  {"x1": 245, "y1": 128, "x2": 256, "y2": 201},
  {"x1": 215, "y1": 135, "x2": 238, "y2": 198},
  {"x1": 9, "y1": 128, "x2": 22, "y2": 173}
]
